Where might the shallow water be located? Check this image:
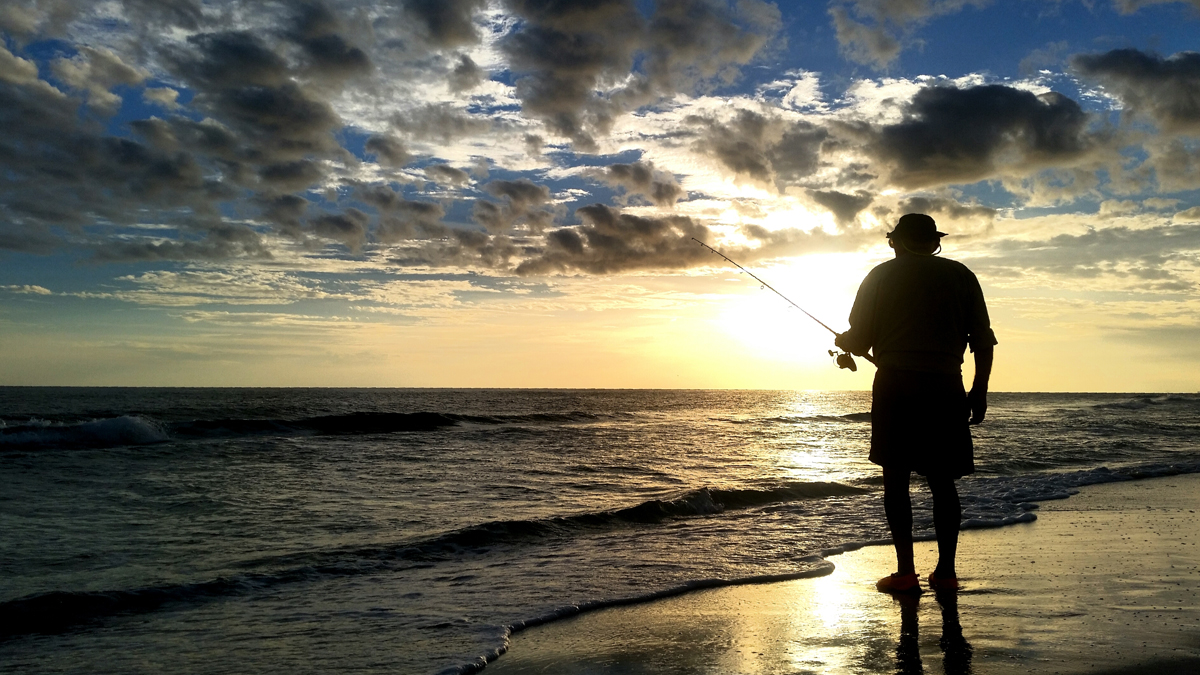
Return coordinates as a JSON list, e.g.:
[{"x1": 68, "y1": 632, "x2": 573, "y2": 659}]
[{"x1": 2, "y1": 388, "x2": 1198, "y2": 674}]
